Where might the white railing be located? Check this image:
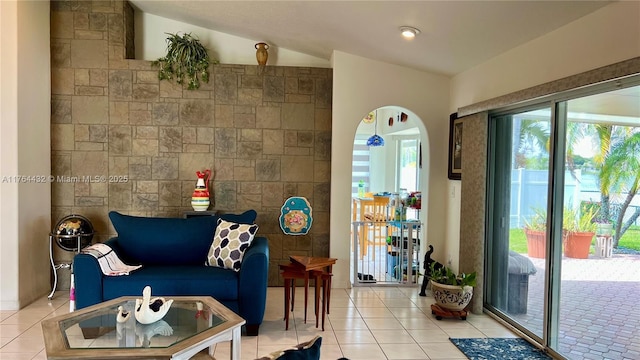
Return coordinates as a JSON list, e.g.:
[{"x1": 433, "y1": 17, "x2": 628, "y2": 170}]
[{"x1": 351, "y1": 220, "x2": 422, "y2": 286}]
